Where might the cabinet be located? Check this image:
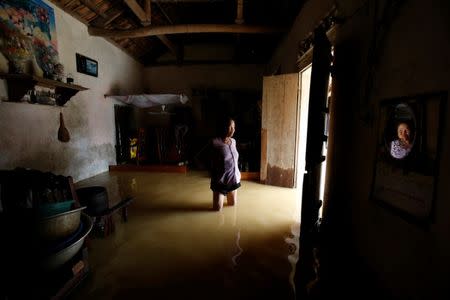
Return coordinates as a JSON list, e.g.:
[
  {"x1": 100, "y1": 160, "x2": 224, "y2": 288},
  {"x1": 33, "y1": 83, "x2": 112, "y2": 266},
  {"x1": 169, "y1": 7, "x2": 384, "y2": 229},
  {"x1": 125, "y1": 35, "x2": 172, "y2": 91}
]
[{"x1": 0, "y1": 72, "x2": 88, "y2": 106}]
